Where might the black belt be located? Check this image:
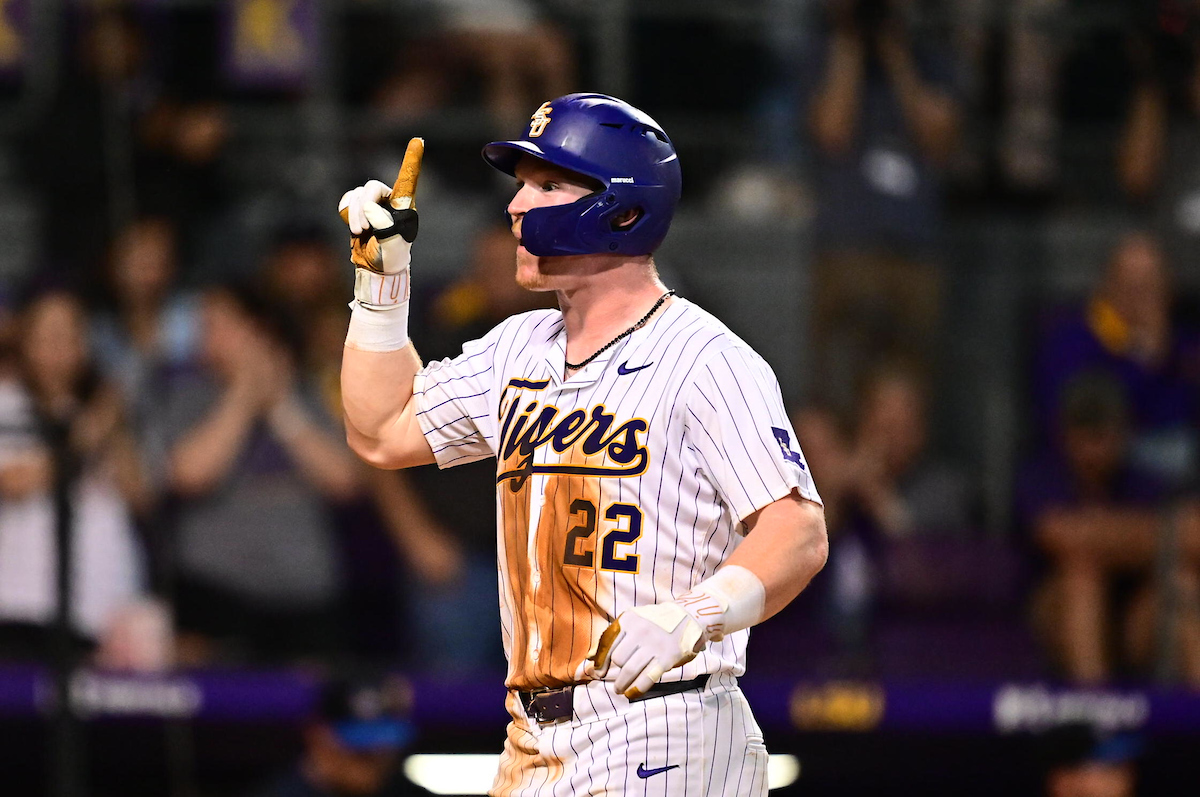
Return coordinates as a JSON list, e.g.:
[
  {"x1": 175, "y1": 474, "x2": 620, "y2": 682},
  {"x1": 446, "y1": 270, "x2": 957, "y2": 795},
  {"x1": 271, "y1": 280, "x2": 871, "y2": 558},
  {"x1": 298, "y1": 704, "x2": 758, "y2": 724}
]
[{"x1": 518, "y1": 674, "x2": 710, "y2": 725}]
